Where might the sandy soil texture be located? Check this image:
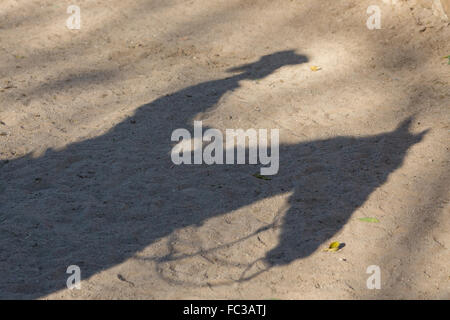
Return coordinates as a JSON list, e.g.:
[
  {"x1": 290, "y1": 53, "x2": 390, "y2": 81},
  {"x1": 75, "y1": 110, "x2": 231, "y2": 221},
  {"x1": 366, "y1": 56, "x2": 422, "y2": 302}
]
[{"x1": 0, "y1": 0, "x2": 449, "y2": 299}]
